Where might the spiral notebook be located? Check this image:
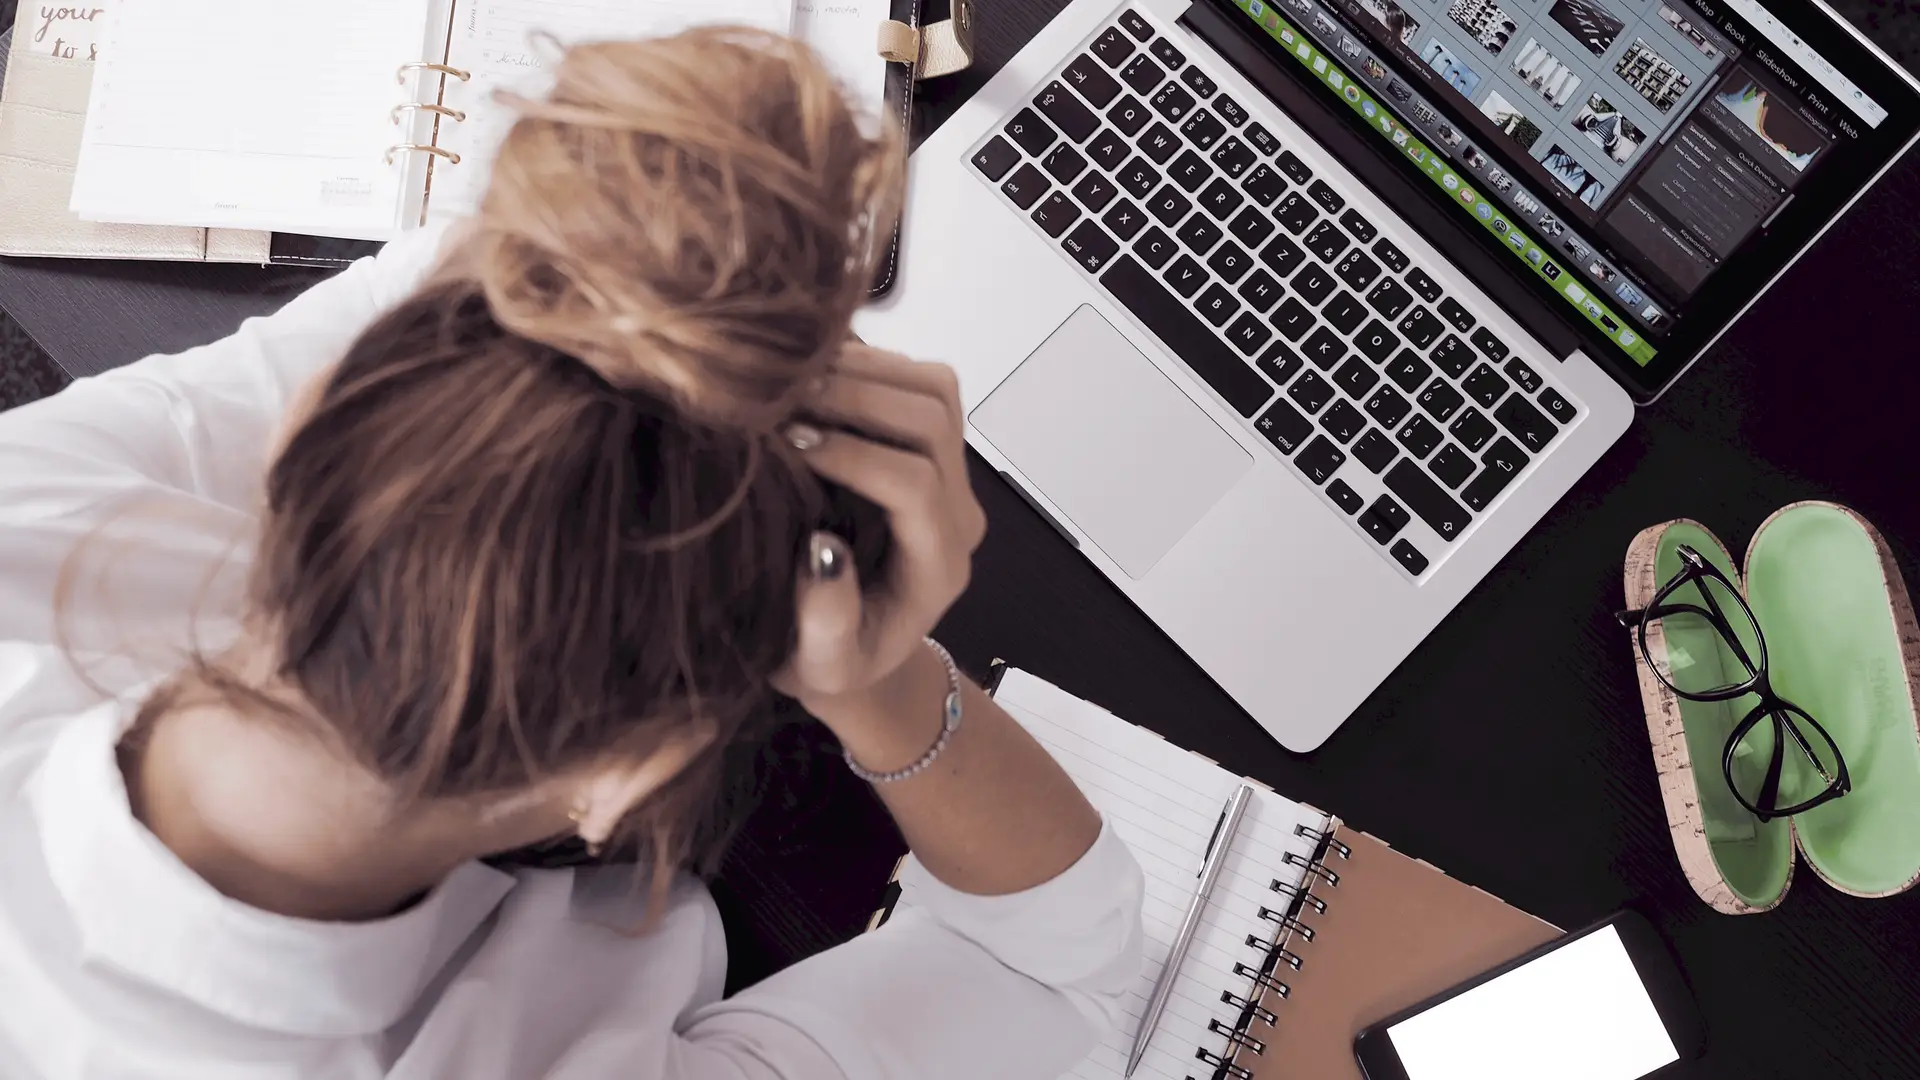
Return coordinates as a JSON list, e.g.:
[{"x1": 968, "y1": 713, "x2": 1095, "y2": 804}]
[{"x1": 874, "y1": 669, "x2": 1559, "y2": 1080}]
